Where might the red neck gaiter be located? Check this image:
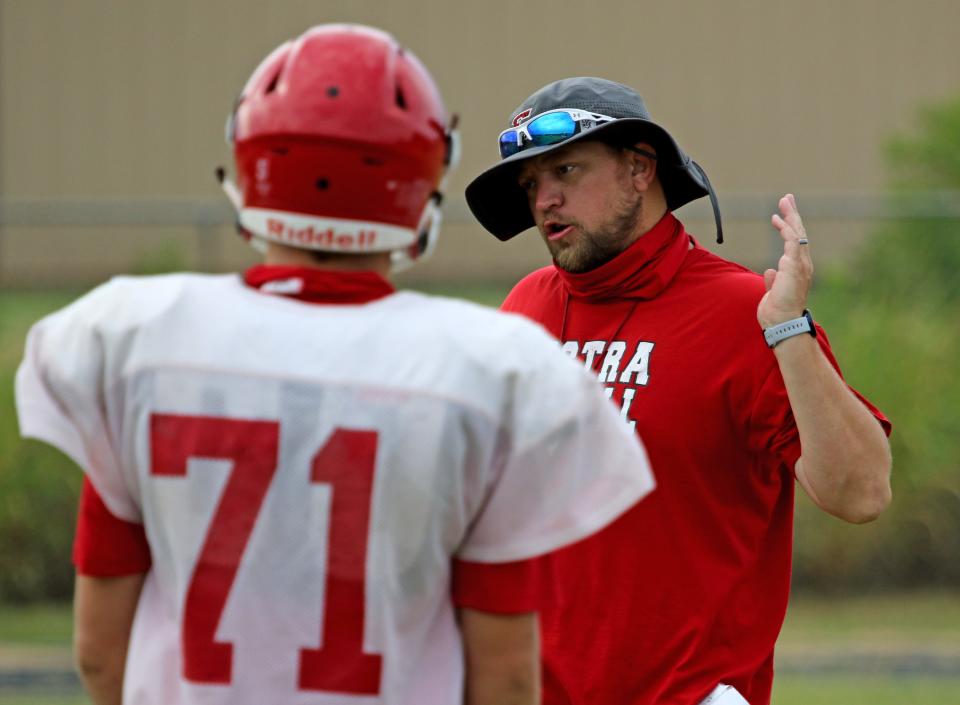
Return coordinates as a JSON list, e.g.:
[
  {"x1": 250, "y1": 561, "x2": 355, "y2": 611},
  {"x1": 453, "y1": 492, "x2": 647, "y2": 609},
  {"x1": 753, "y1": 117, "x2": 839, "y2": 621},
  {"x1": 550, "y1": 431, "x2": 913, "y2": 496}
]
[
  {"x1": 556, "y1": 212, "x2": 689, "y2": 301},
  {"x1": 243, "y1": 264, "x2": 395, "y2": 305}
]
